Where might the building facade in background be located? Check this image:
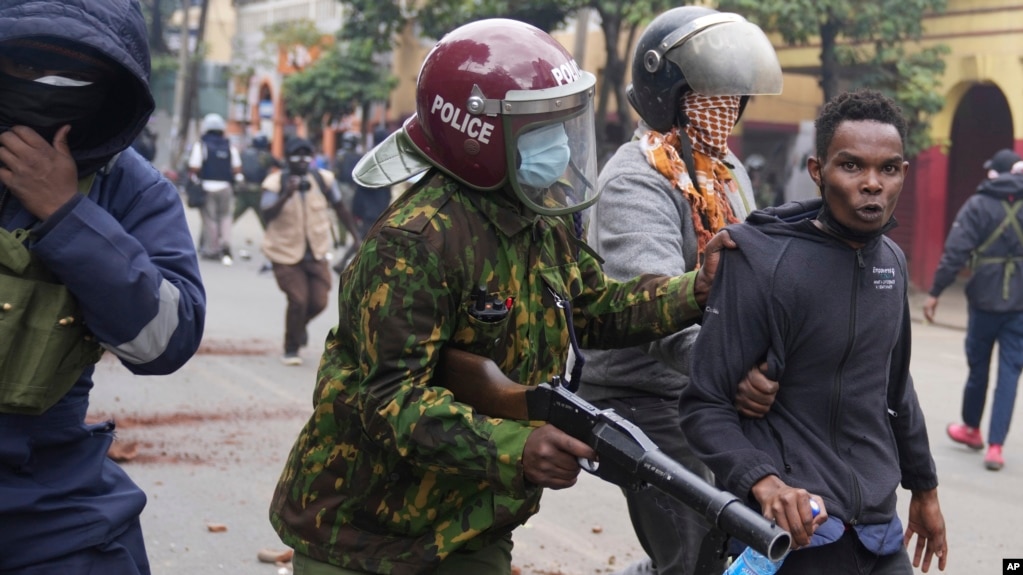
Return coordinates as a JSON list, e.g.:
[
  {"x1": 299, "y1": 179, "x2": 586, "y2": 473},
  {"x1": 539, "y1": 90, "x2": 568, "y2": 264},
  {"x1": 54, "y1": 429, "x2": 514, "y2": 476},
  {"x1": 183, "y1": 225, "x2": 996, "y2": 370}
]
[
  {"x1": 219, "y1": 0, "x2": 1022, "y2": 290},
  {"x1": 761, "y1": 0, "x2": 1023, "y2": 288},
  {"x1": 231, "y1": 0, "x2": 344, "y2": 158}
]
